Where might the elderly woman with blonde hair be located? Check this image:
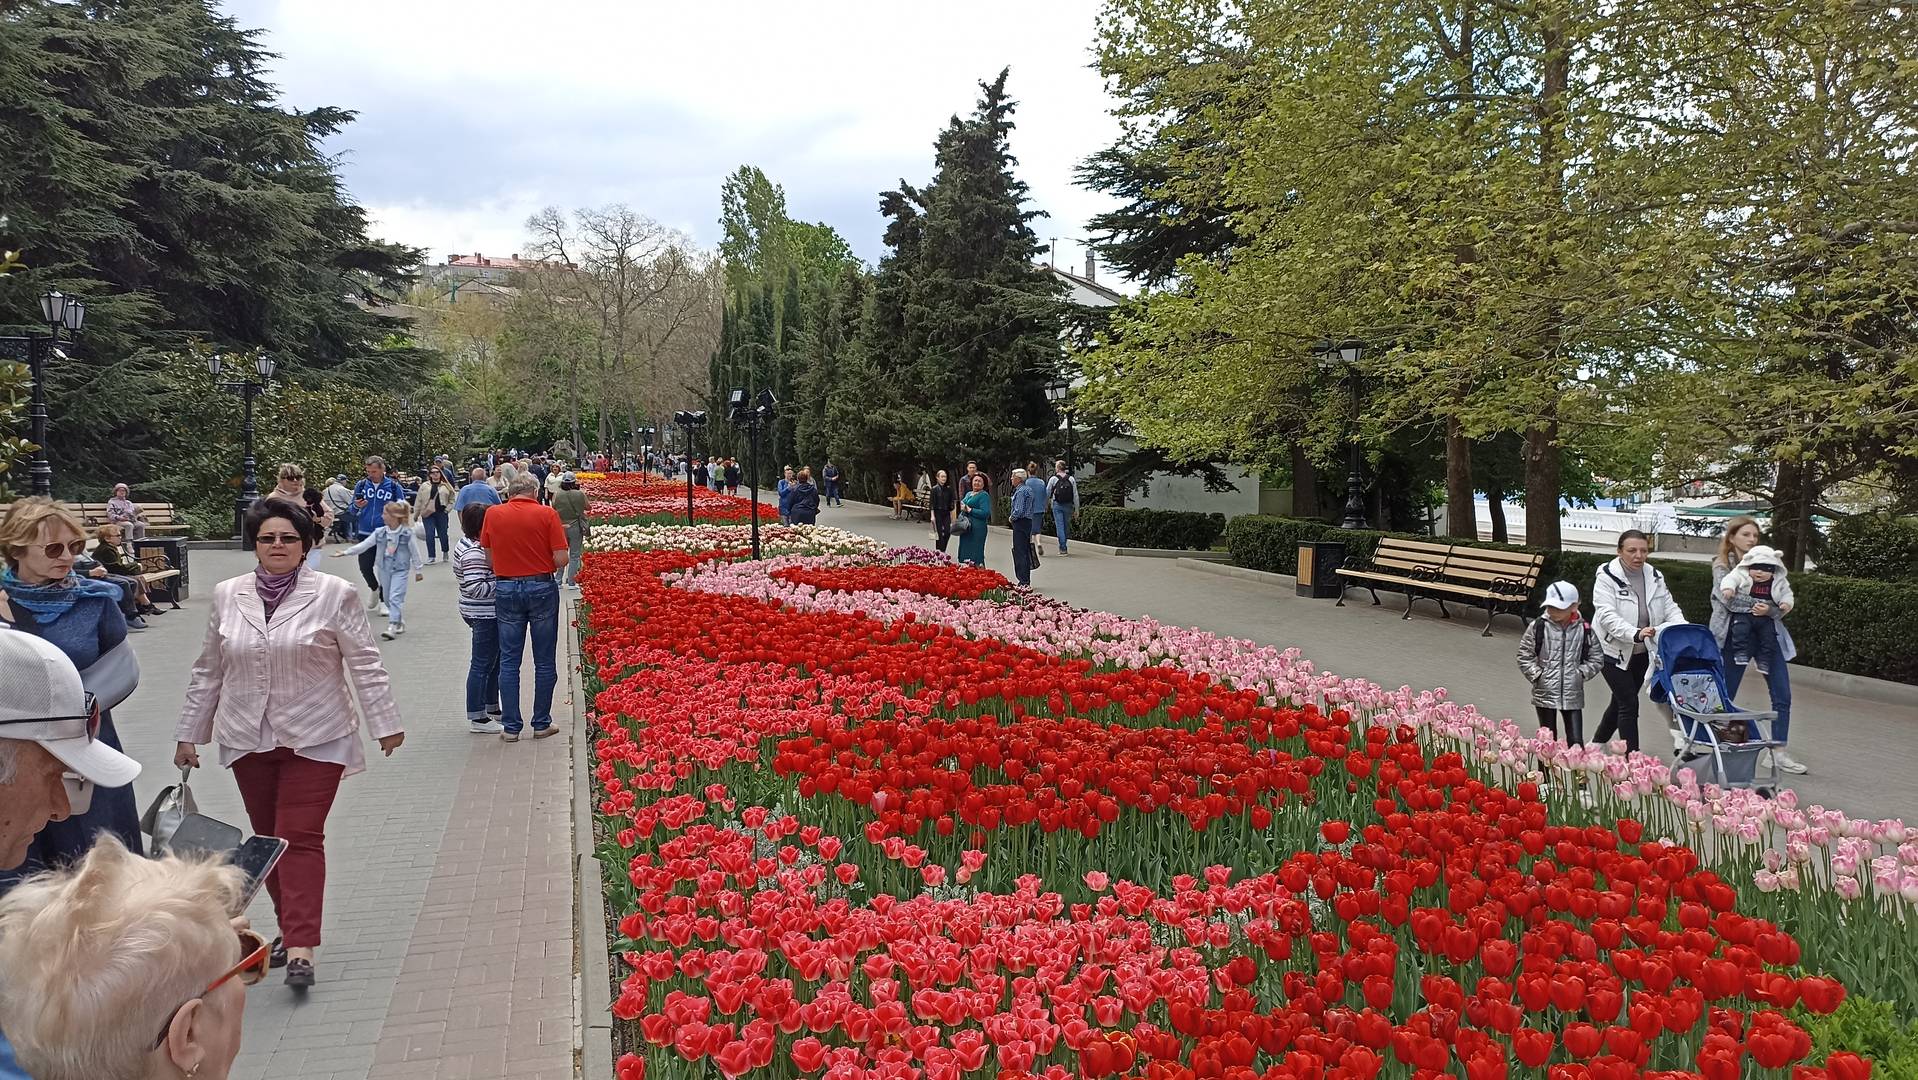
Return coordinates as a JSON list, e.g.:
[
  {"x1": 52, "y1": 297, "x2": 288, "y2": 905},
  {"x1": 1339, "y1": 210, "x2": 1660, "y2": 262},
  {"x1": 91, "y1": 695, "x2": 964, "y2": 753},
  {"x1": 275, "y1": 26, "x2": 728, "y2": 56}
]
[{"x1": 0, "y1": 838, "x2": 267, "y2": 1080}]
